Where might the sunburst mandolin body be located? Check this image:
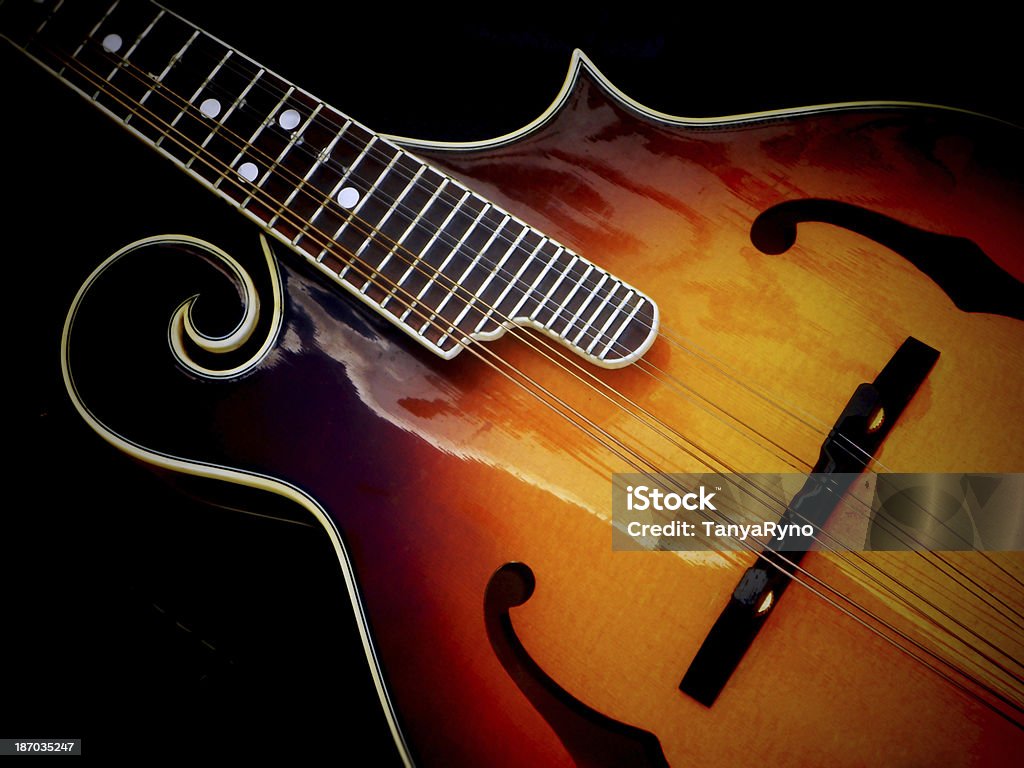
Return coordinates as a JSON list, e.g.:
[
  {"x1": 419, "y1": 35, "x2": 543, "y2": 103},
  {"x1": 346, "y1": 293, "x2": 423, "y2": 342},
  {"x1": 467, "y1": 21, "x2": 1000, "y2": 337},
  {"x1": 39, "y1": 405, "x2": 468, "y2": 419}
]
[{"x1": 16, "y1": 2, "x2": 1021, "y2": 763}]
